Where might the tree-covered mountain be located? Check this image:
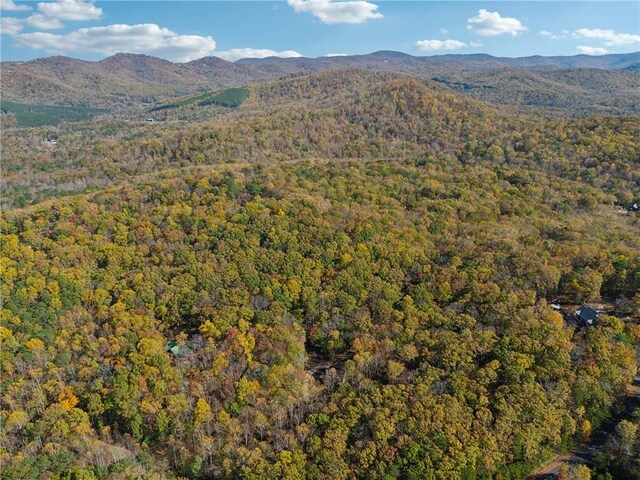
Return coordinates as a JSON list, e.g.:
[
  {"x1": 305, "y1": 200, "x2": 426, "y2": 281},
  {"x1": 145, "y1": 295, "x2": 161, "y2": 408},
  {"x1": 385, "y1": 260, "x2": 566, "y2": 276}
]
[
  {"x1": 0, "y1": 53, "x2": 270, "y2": 108},
  {"x1": 431, "y1": 68, "x2": 640, "y2": 116},
  {"x1": 236, "y1": 50, "x2": 640, "y2": 73},
  {"x1": 3, "y1": 71, "x2": 639, "y2": 209},
  {"x1": 2, "y1": 51, "x2": 639, "y2": 114},
  {"x1": 1, "y1": 56, "x2": 639, "y2": 480}
]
